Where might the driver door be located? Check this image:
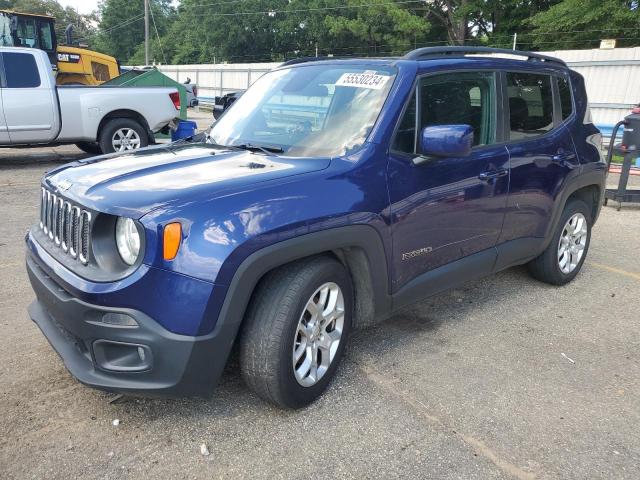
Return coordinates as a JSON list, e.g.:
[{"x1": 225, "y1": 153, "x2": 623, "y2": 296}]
[{"x1": 387, "y1": 70, "x2": 510, "y2": 291}]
